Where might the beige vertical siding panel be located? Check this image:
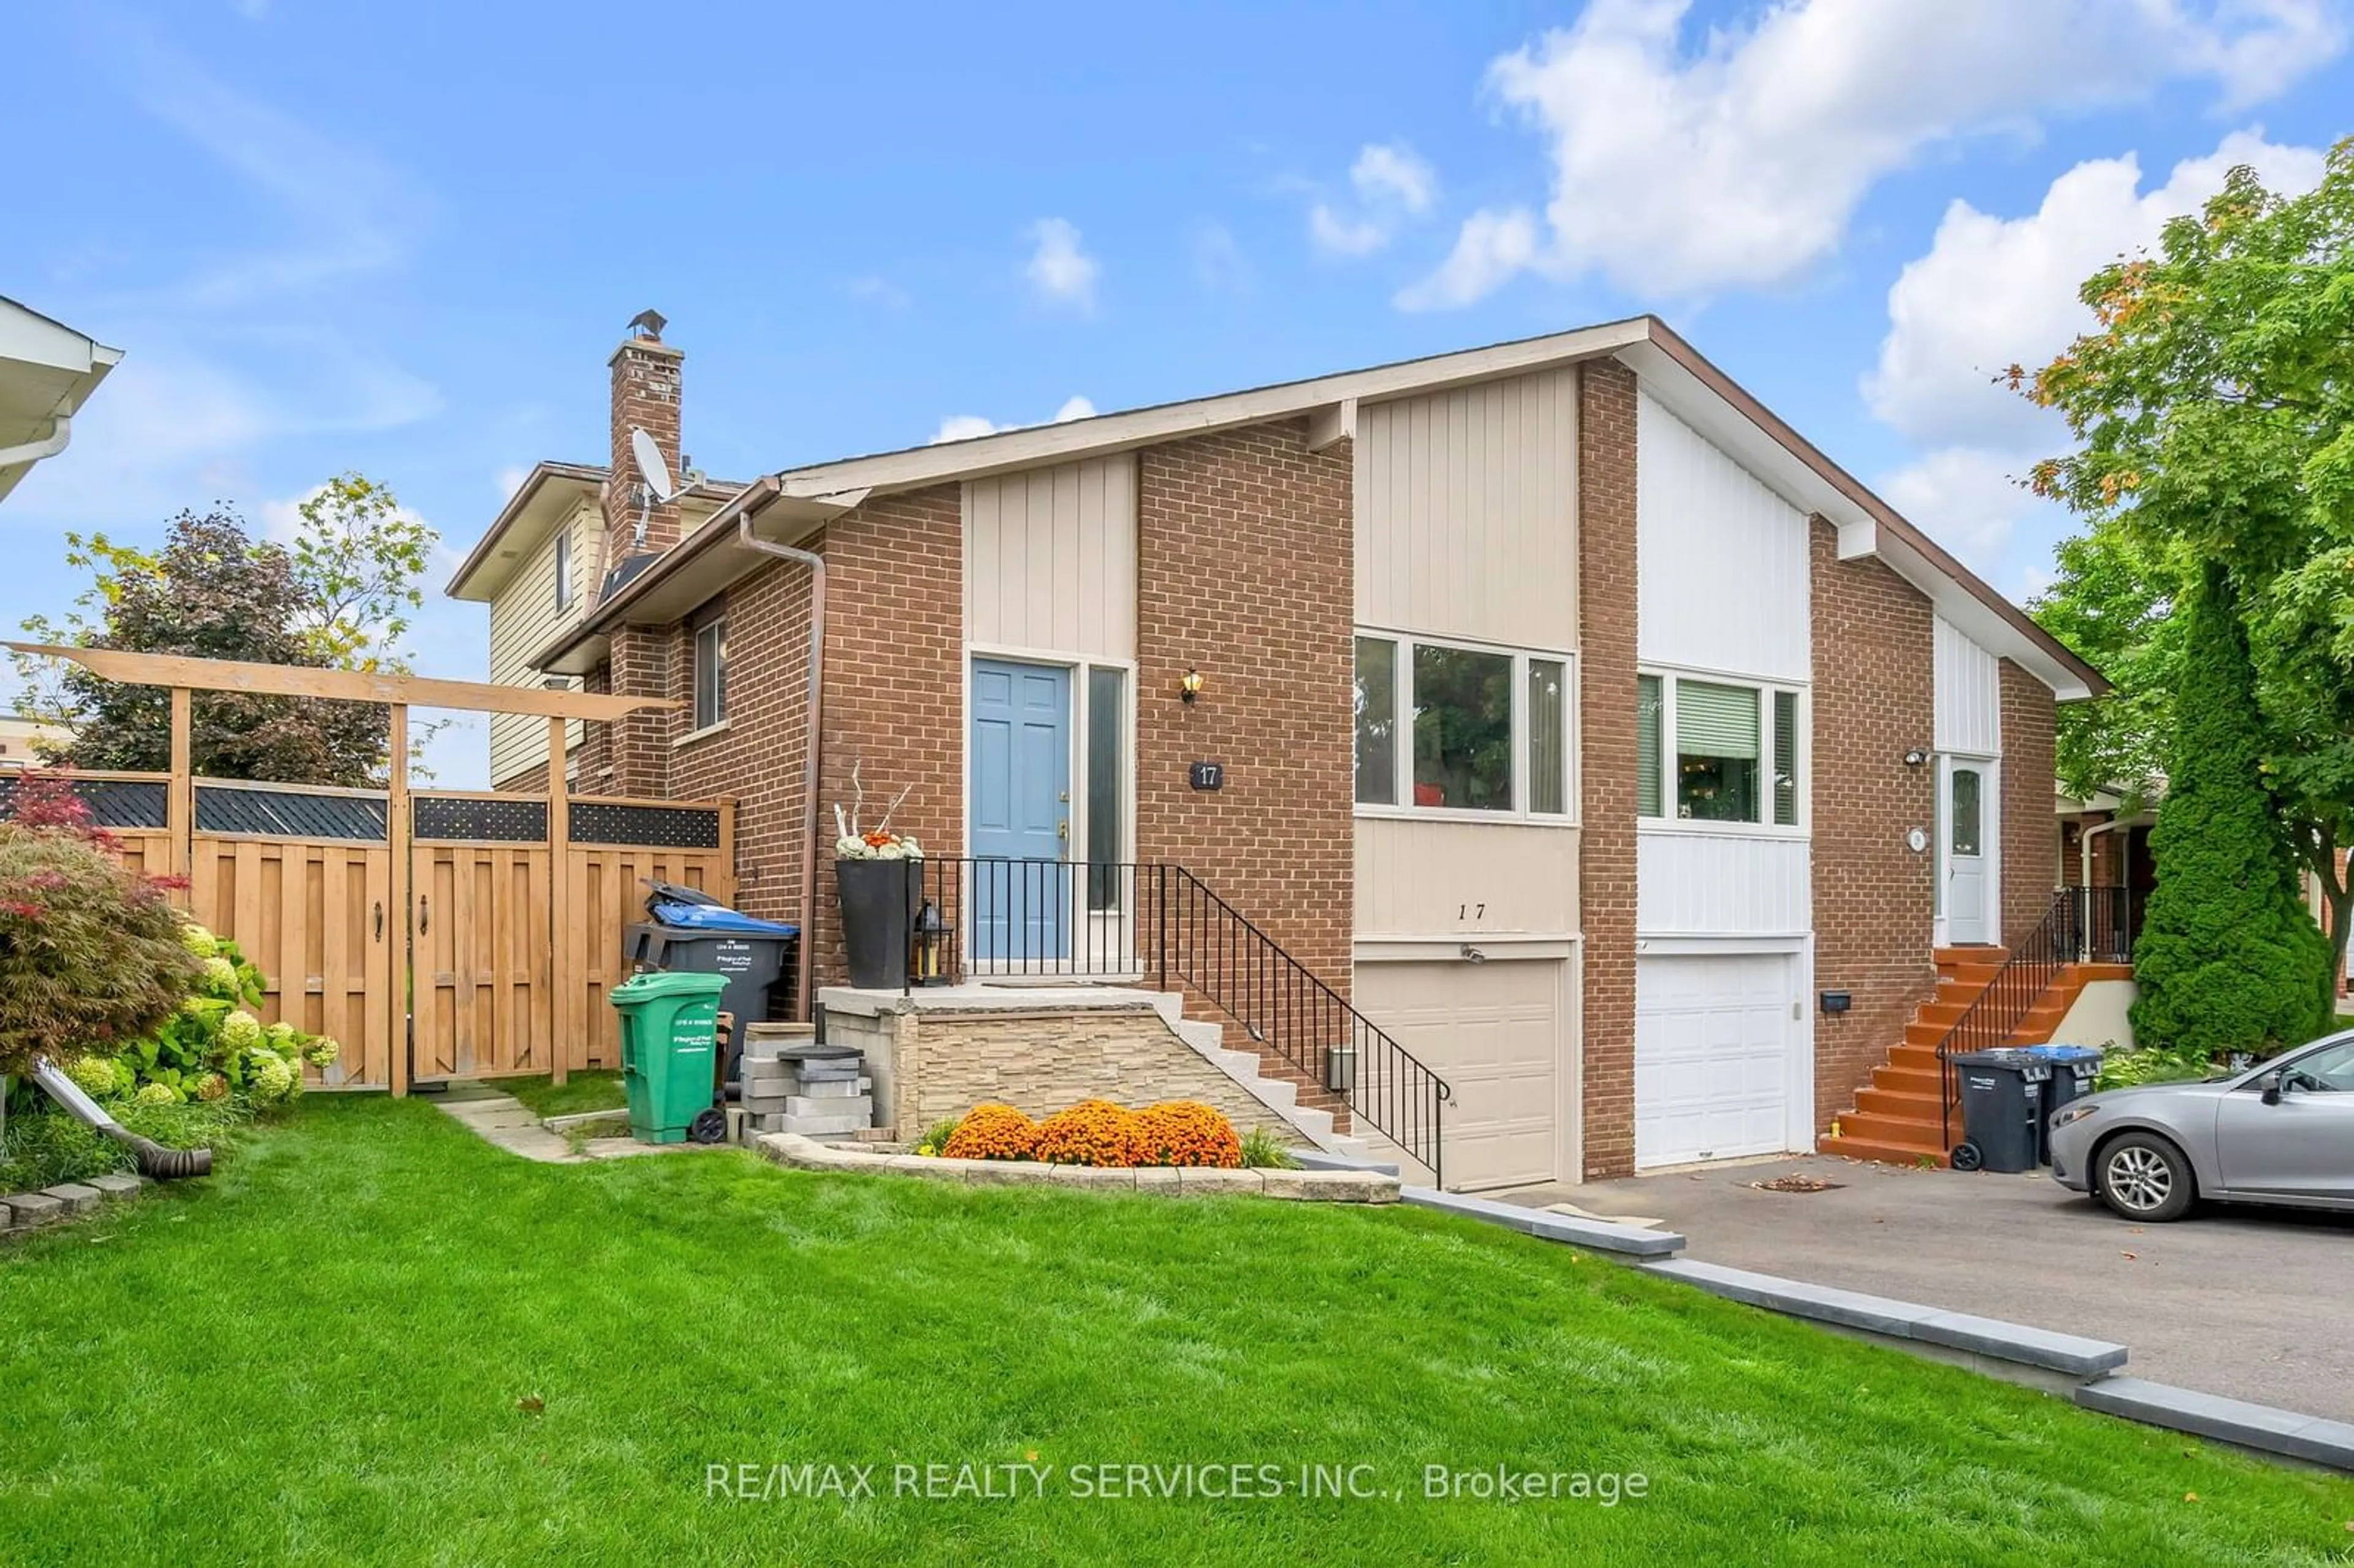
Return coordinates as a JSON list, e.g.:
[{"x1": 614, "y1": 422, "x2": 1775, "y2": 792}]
[
  {"x1": 1354, "y1": 366, "x2": 1579, "y2": 650},
  {"x1": 963, "y1": 455, "x2": 1137, "y2": 661},
  {"x1": 487, "y1": 504, "x2": 595, "y2": 785},
  {"x1": 1355, "y1": 818, "x2": 1580, "y2": 937}
]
